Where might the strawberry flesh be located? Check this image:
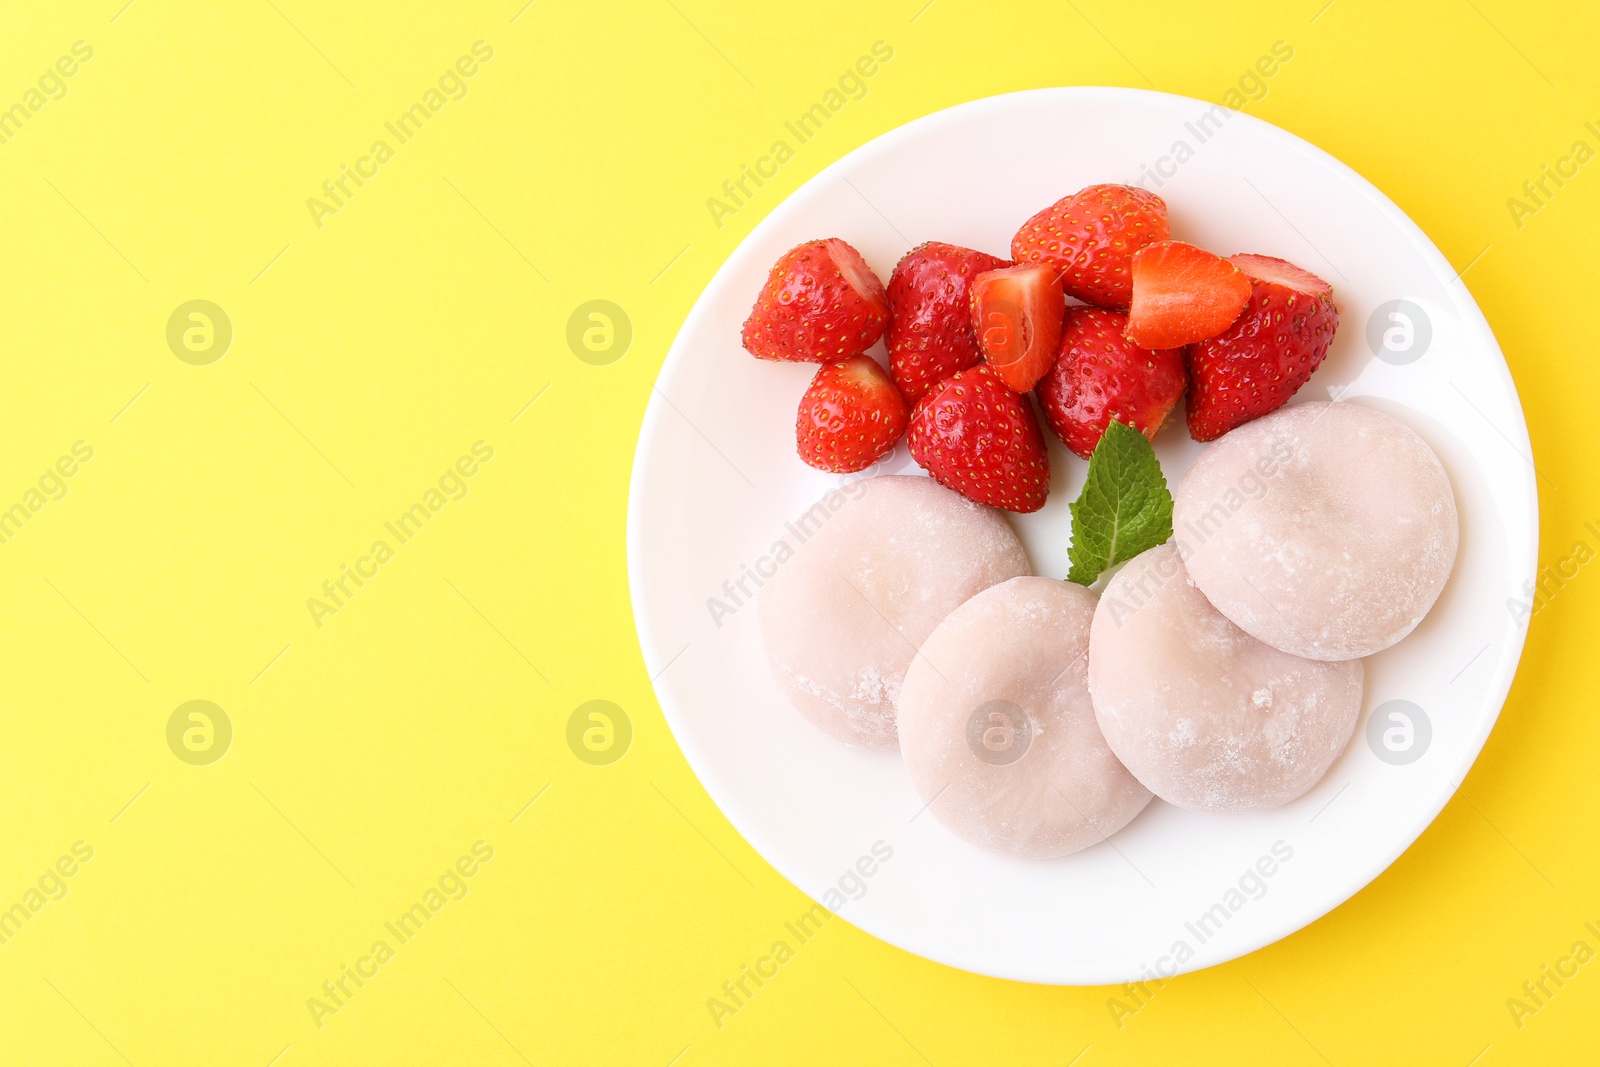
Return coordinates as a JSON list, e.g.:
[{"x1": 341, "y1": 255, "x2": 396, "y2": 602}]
[
  {"x1": 886, "y1": 242, "x2": 1010, "y2": 404},
  {"x1": 742, "y1": 238, "x2": 889, "y2": 362},
  {"x1": 907, "y1": 364, "x2": 1050, "y2": 513},
  {"x1": 1125, "y1": 240, "x2": 1252, "y2": 349},
  {"x1": 796, "y1": 355, "x2": 907, "y2": 473},
  {"x1": 1035, "y1": 307, "x2": 1186, "y2": 459},
  {"x1": 969, "y1": 264, "x2": 1065, "y2": 393},
  {"x1": 1185, "y1": 254, "x2": 1338, "y2": 442},
  {"x1": 1011, "y1": 184, "x2": 1169, "y2": 309}
]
